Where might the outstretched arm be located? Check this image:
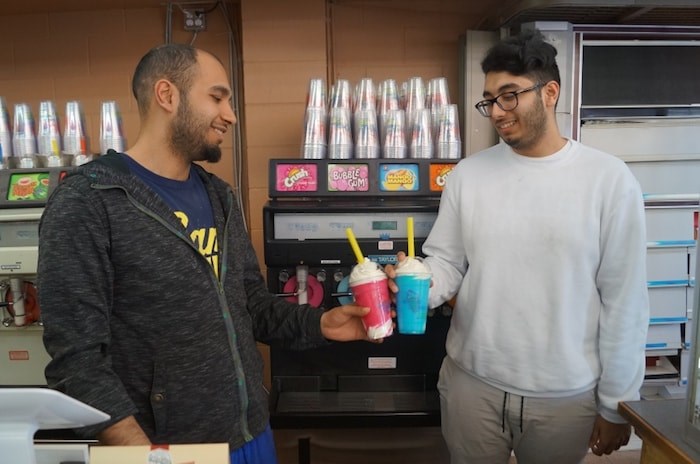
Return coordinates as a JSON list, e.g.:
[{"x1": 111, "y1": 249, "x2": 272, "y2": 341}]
[
  {"x1": 320, "y1": 304, "x2": 374, "y2": 341},
  {"x1": 97, "y1": 416, "x2": 151, "y2": 445}
]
